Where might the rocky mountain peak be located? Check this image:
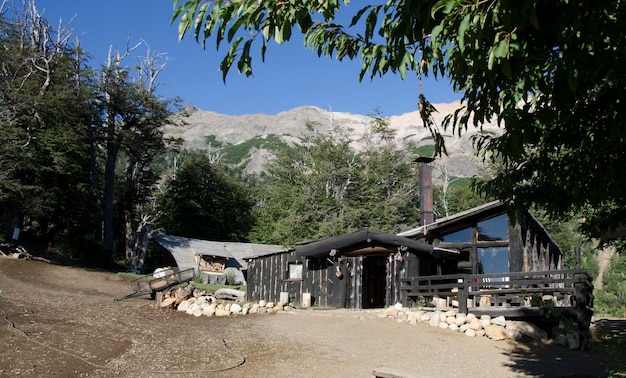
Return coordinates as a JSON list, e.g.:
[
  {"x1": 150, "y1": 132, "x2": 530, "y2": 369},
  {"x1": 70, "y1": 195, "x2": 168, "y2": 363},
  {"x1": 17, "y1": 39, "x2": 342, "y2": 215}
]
[{"x1": 164, "y1": 102, "x2": 500, "y2": 179}]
